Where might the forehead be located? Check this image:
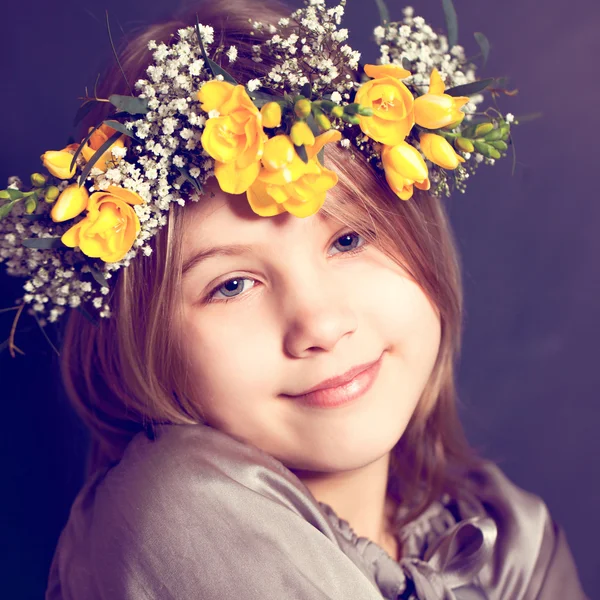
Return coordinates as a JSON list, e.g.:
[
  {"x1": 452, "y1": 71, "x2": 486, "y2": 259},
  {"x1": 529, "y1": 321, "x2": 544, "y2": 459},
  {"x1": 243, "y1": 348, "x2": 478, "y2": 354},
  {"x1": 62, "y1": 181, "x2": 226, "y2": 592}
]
[{"x1": 181, "y1": 185, "x2": 333, "y2": 251}]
